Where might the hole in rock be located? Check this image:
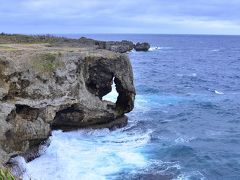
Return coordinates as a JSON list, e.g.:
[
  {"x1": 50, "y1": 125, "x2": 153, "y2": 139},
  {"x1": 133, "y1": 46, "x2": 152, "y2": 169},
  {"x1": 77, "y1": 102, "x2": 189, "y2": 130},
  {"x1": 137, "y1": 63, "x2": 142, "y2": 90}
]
[
  {"x1": 102, "y1": 77, "x2": 118, "y2": 103},
  {"x1": 15, "y1": 104, "x2": 39, "y2": 121}
]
